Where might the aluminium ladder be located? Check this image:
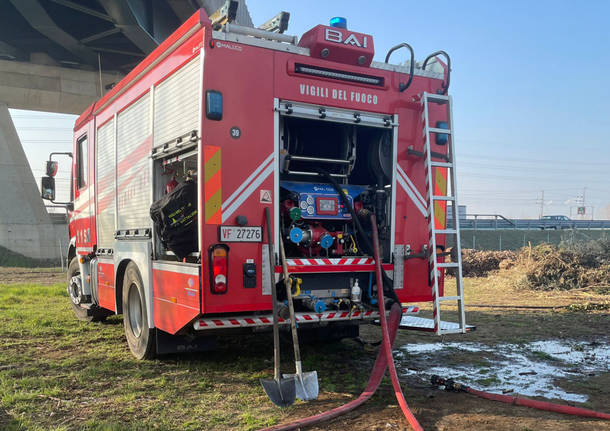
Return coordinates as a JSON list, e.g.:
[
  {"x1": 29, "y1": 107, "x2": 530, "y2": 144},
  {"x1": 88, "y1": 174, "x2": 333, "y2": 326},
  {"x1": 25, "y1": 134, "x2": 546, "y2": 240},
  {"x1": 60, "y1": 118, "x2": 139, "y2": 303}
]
[{"x1": 421, "y1": 91, "x2": 466, "y2": 335}]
